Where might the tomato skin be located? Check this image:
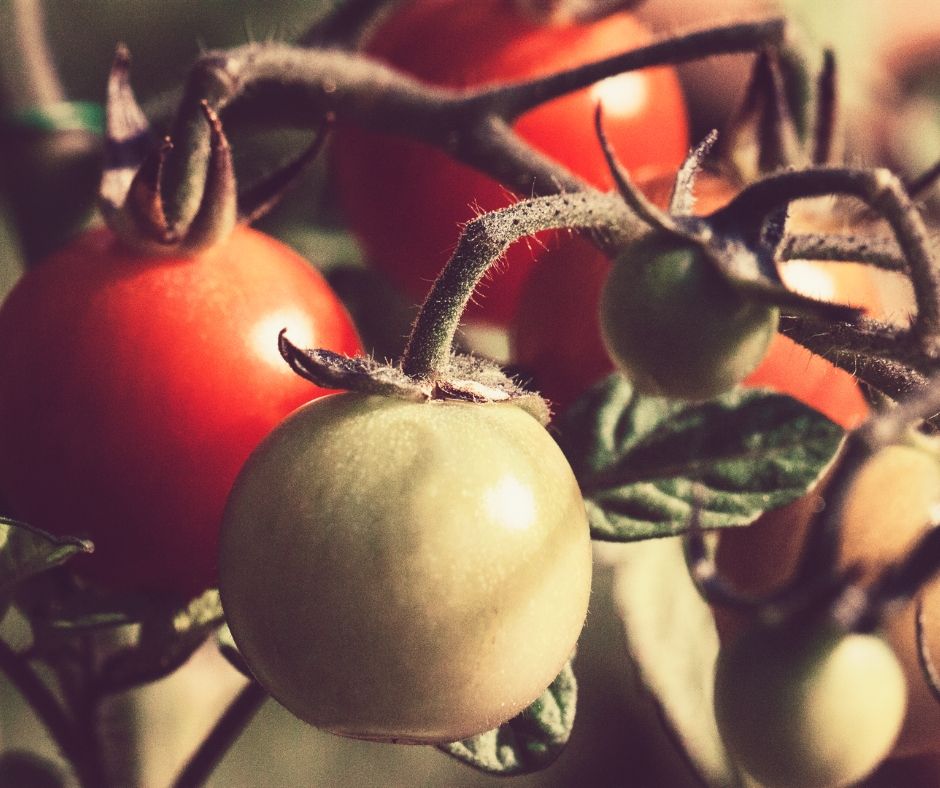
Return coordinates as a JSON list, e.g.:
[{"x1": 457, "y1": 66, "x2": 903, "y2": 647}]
[
  {"x1": 714, "y1": 621, "x2": 907, "y2": 788},
  {"x1": 511, "y1": 172, "x2": 879, "y2": 426},
  {"x1": 0, "y1": 226, "x2": 361, "y2": 599},
  {"x1": 332, "y1": 0, "x2": 689, "y2": 325},
  {"x1": 219, "y1": 392, "x2": 592, "y2": 743}
]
